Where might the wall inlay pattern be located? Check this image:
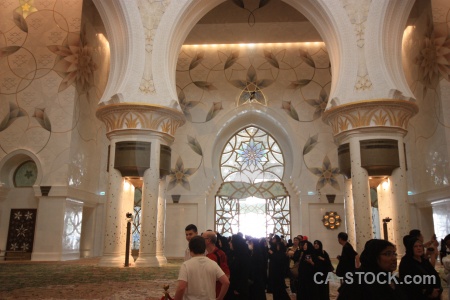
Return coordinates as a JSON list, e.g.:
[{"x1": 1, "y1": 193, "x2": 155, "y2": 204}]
[{"x1": 340, "y1": 0, "x2": 373, "y2": 91}]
